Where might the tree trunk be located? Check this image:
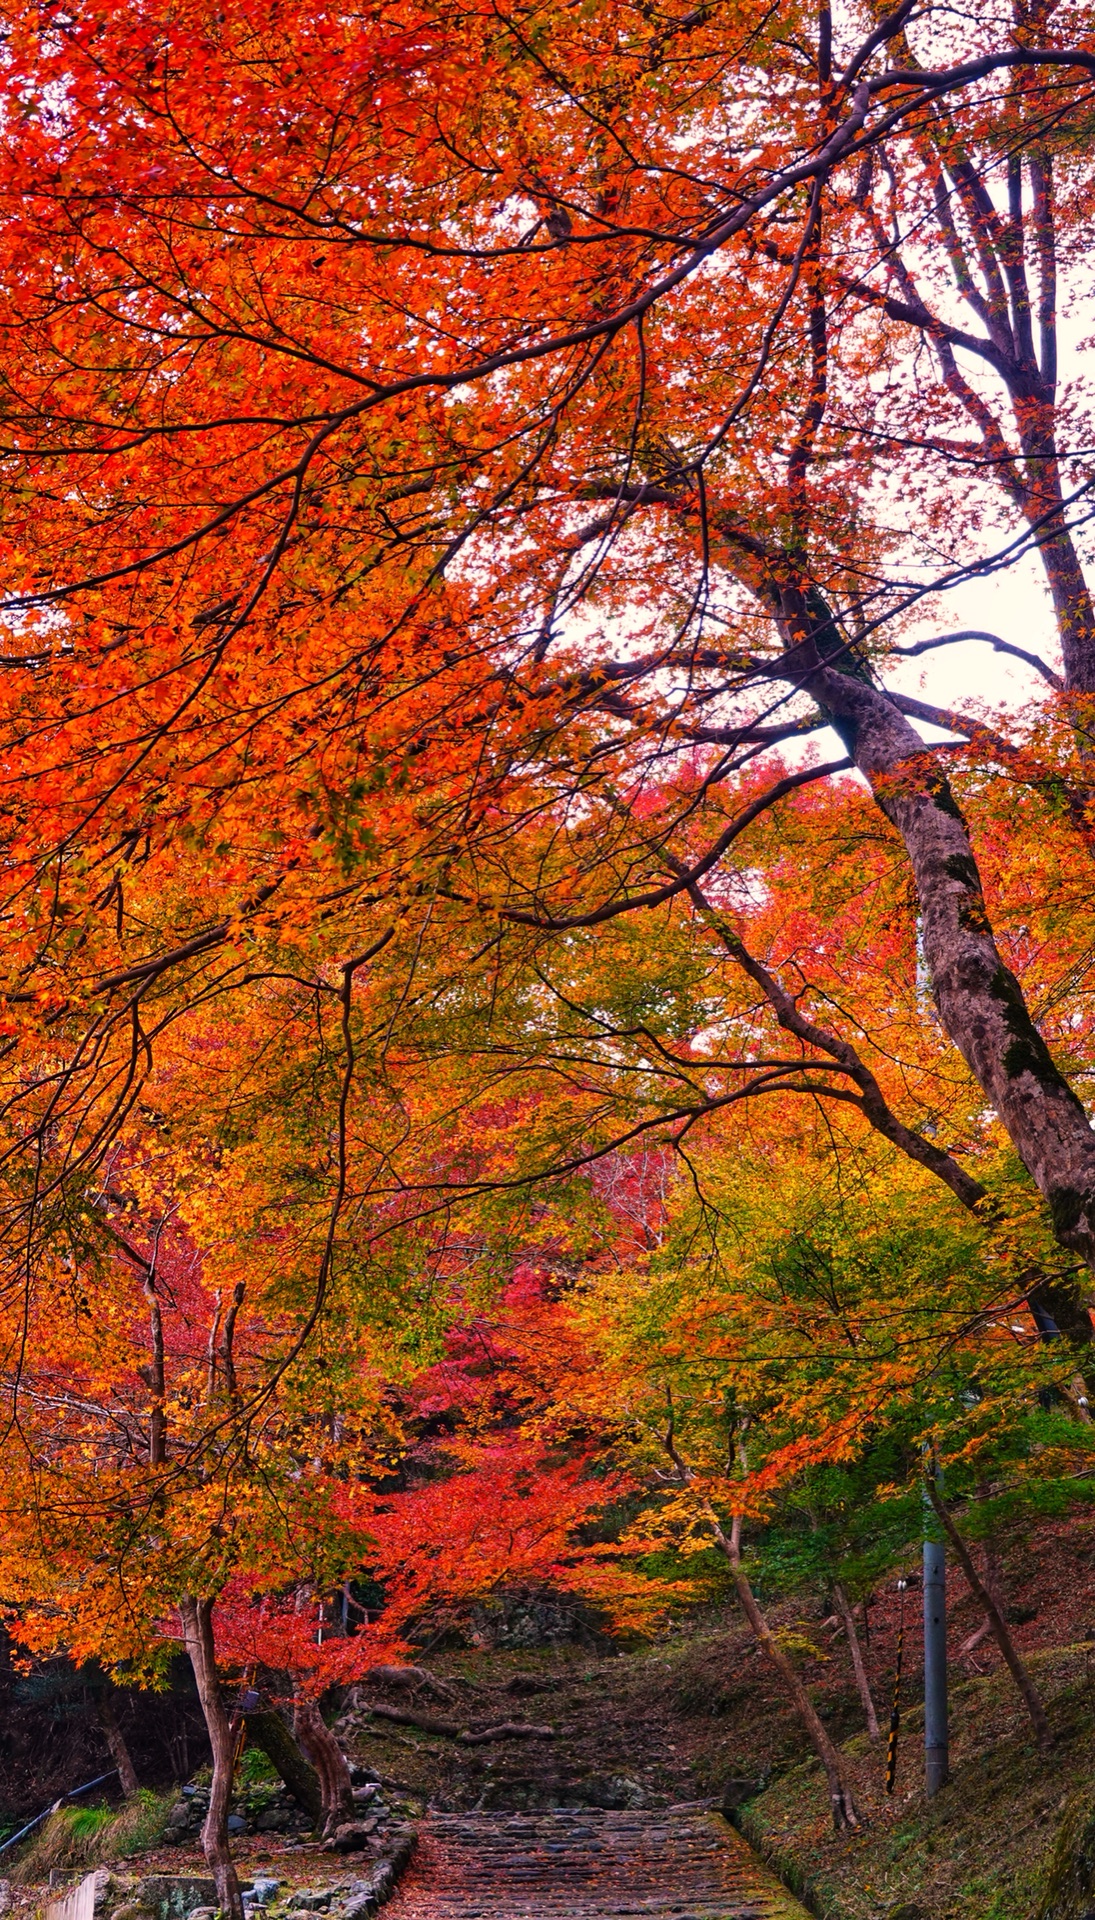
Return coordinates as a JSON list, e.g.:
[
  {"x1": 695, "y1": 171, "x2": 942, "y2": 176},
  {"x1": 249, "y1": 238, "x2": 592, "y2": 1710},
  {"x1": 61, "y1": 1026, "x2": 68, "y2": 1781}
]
[
  {"x1": 99, "y1": 1688, "x2": 140, "y2": 1796},
  {"x1": 832, "y1": 1582, "x2": 880, "y2": 1743},
  {"x1": 1033, "y1": 507, "x2": 1095, "y2": 696},
  {"x1": 244, "y1": 1710, "x2": 322, "y2": 1822},
  {"x1": 801, "y1": 656, "x2": 1095, "y2": 1265},
  {"x1": 981, "y1": 1522, "x2": 1005, "y2": 1619},
  {"x1": 923, "y1": 1479, "x2": 1052, "y2": 1749},
  {"x1": 712, "y1": 1518, "x2": 861, "y2": 1829},
  {"x1": 178, "y1": 1596, "x2": 244, "y2": 1920},
  {"x1": 293, "y1": 1692, "x2": 354, "y2": 1837}
]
